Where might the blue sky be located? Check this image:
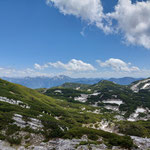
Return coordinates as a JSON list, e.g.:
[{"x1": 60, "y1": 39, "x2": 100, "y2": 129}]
[{"x1": 0, "y1": 0, "x2": 150, "y2": 78}]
